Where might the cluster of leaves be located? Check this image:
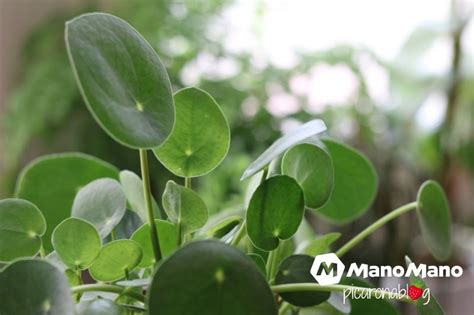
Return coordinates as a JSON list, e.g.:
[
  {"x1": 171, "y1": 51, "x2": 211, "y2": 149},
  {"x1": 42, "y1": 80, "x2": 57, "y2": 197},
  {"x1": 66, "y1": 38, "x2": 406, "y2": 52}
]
[{"x1": 0, "y1": 13, "x2": 453, "y2": 315}]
